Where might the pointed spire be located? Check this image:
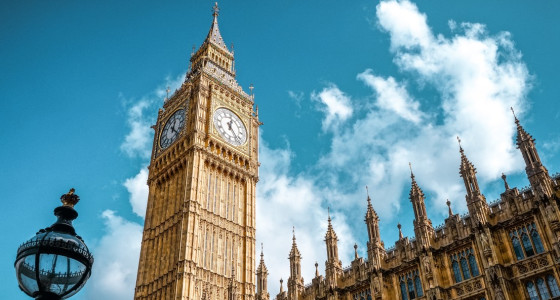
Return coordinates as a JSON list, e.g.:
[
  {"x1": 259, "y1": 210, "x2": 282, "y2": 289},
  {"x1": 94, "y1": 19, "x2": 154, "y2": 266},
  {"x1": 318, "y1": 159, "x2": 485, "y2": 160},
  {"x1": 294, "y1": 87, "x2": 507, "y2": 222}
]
[
  {"x1": 511, "y1": 107, "x2": 532, "y2": 146},
  {"x1": 204, "y1": 2, "x2": 230, "y2": 53},
  {"x1": 365, "y1": 186, "x2": 378, "y2": 219},
  {"x1": 446, "y1": 199, "x2": 453, "y2": 217},
  {"x1": 457, "y1": 136, "x2": 476, "y2": 175},
  {"x1": 257, "y1": 243, "x2": 268, "y2": 274},
  {"x1": 325, "y1": 207, "x2": 338, "y2": 241},
  {"x1": 398, "y1": 223, "x2": 404, "y2": 240},
  {"x1": 409, "y1": 162, "x2": 424, "y2": 198},
  {"x1": 289, "y1": 226, "x2": 301, "y2": 258}
]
